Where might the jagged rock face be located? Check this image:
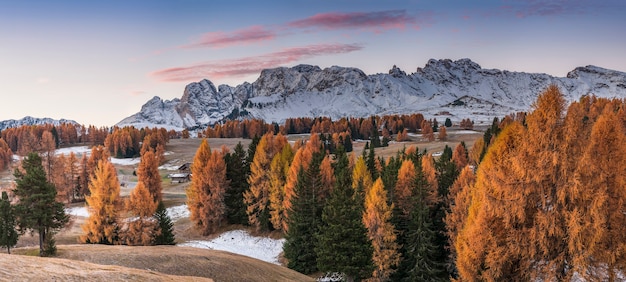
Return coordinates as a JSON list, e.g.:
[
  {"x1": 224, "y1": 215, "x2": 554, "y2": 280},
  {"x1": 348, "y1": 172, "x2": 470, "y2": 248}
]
[
  {"x1": 117, "y1": 59, "x2": 626, "y2": 130},
  {"x1": 0, "y1": 116, "x2": 78, "y2": 131}
]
